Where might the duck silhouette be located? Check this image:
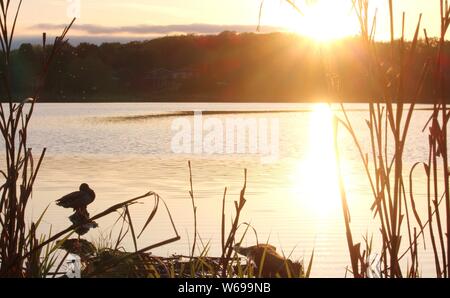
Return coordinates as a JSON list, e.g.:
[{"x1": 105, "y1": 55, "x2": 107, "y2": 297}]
[
  {"x1": 56, "y1": 183, "x2": 97, "y2": 236},
  {"x1": 56, "y1": 183, "x2": 96, "y2": 211},
  {"x1": 234, "y1": 244, "x2": 304, "y2": 278}
]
